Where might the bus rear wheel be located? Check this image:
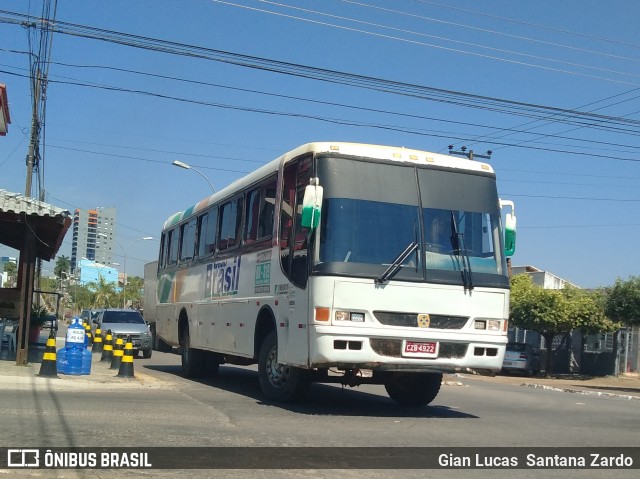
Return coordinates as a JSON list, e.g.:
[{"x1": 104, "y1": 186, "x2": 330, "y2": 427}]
[
  {"x1": 181, "y1": 327, "x2": 206, "y2": 378},
  {"x1": 258, "y1": 331, "x2": 310, "y2": 403},
  {"x1": 384, "y1": 372, "x2": 442, "y2": 407}
]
